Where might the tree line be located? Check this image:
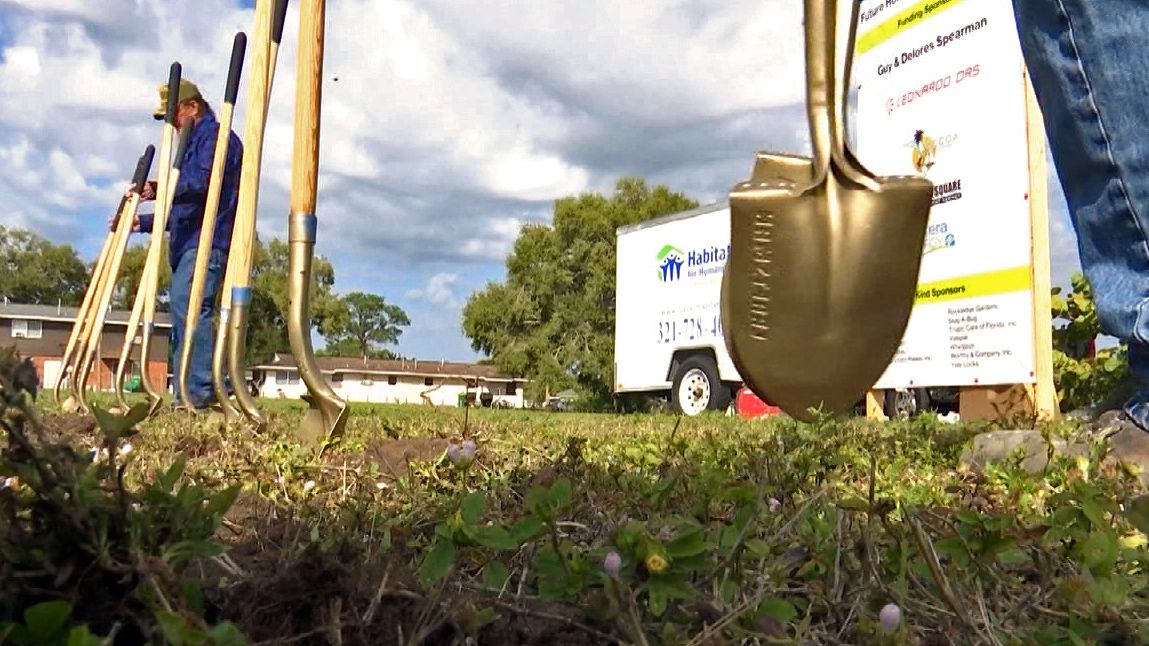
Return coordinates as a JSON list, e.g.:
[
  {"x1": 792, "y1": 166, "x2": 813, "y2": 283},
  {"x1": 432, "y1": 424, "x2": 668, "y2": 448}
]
[
  {"x1": 0, "y1": 225, "x2": 411, "y2": 365},
  {"x1": 461, "y1": 177, "x2": 698, "y2": 407}
]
